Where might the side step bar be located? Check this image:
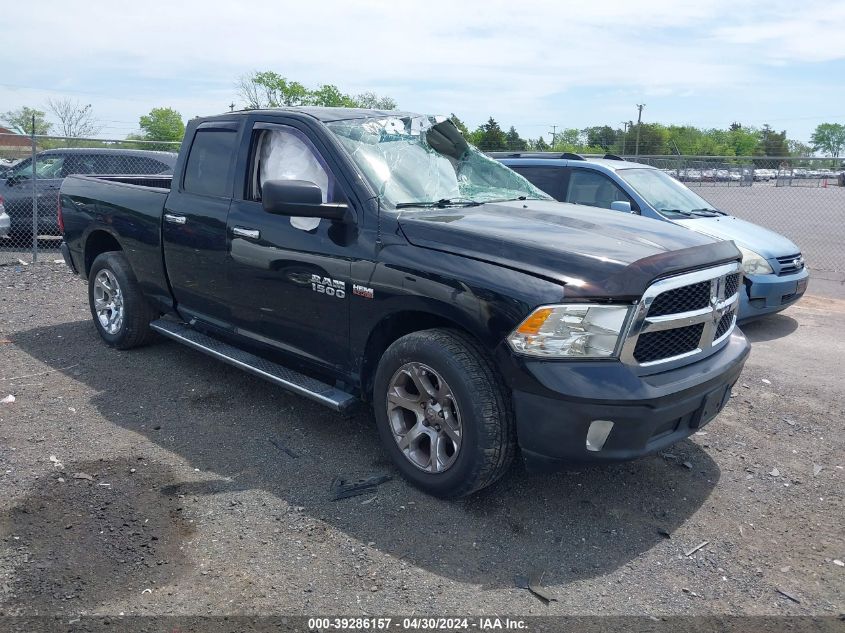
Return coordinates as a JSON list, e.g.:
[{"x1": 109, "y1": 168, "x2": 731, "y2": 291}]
[{"x1": 149, "y1": 319, "x2": 358, "y2": 413}]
